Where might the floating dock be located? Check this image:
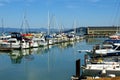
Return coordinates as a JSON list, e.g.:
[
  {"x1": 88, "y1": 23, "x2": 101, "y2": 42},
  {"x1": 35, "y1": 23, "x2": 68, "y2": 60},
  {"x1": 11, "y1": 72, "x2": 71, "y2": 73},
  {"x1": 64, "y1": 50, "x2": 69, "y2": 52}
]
[{"x1": 0, "y1": 47, "x2": 13, "y2": 52}]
